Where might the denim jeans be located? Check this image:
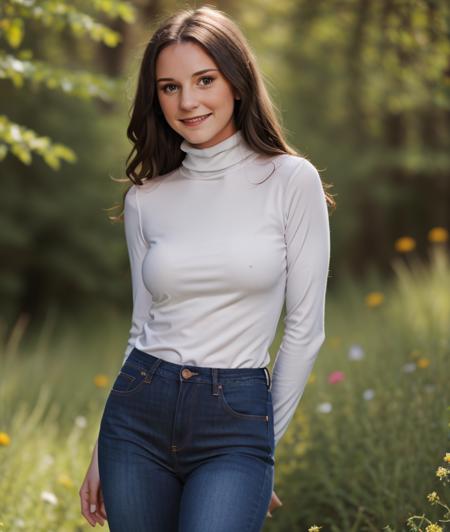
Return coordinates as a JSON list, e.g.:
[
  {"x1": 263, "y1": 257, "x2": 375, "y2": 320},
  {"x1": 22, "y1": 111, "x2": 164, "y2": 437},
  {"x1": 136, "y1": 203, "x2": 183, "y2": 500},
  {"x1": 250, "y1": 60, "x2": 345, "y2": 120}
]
[{"x1": 98, "y1": 347, "x2": 275, "y2": 532}]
